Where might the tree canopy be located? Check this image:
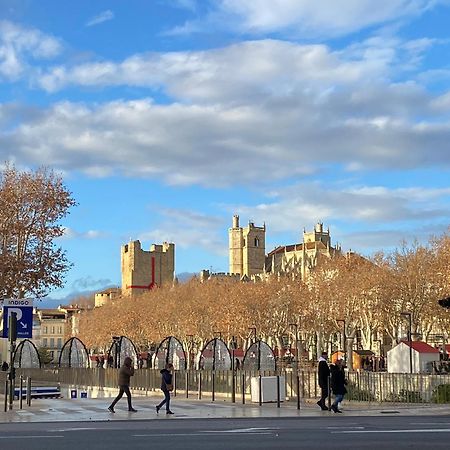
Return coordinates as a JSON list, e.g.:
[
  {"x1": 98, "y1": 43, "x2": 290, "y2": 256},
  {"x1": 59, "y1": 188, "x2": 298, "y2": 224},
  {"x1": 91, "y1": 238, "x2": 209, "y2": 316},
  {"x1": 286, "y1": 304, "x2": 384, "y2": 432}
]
[{"x1": 0, "y1": 164, "x2": 77, "y2": 298}]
